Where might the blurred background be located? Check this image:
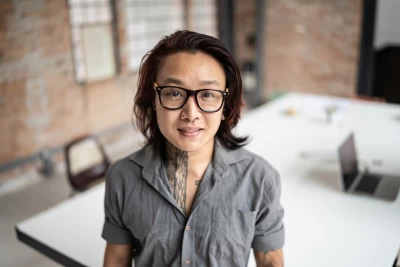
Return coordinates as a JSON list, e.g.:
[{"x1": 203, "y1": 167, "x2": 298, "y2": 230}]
[{"x1": 0, "y1": 0, "x2": 399, "y2": 266}]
